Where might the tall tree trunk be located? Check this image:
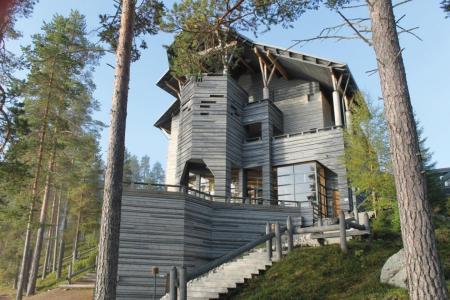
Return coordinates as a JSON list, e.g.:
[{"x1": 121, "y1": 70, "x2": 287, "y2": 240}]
[
  {"x1": 94, "y1": 1, "x2": 134, "y2": 299},
  {"x1": 27, "y1": 140, "x2": 57, "y2": 295},
  {"x1": 15, "y1": 95, "x2": 51, "y2": 300},
  {"x1": 368, "y1": 1, "x2": 448, "y2": 299},
  {"x1": 42, "y1": 190, "x2": 58, "y2": 279},
  {"x1": 56, "y1": 197, "x2": 68, "y2": 280},
  {"x1": 71, "y1": 193, "x2": 83, "y2": 268},
  {"x1": 52, "y1": 188, "x2": 62, "y2": 273}
]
